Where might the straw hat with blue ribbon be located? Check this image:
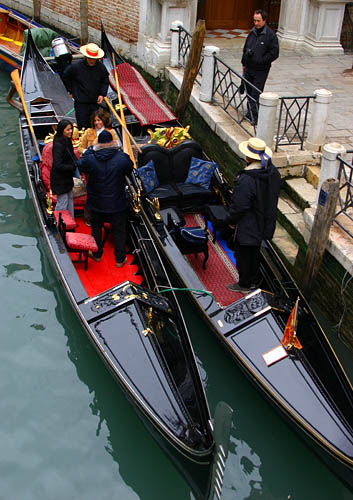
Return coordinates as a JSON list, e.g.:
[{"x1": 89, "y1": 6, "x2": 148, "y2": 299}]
[{"x1": 239, "y1": 137, "x2": 272, "y2": 168}]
